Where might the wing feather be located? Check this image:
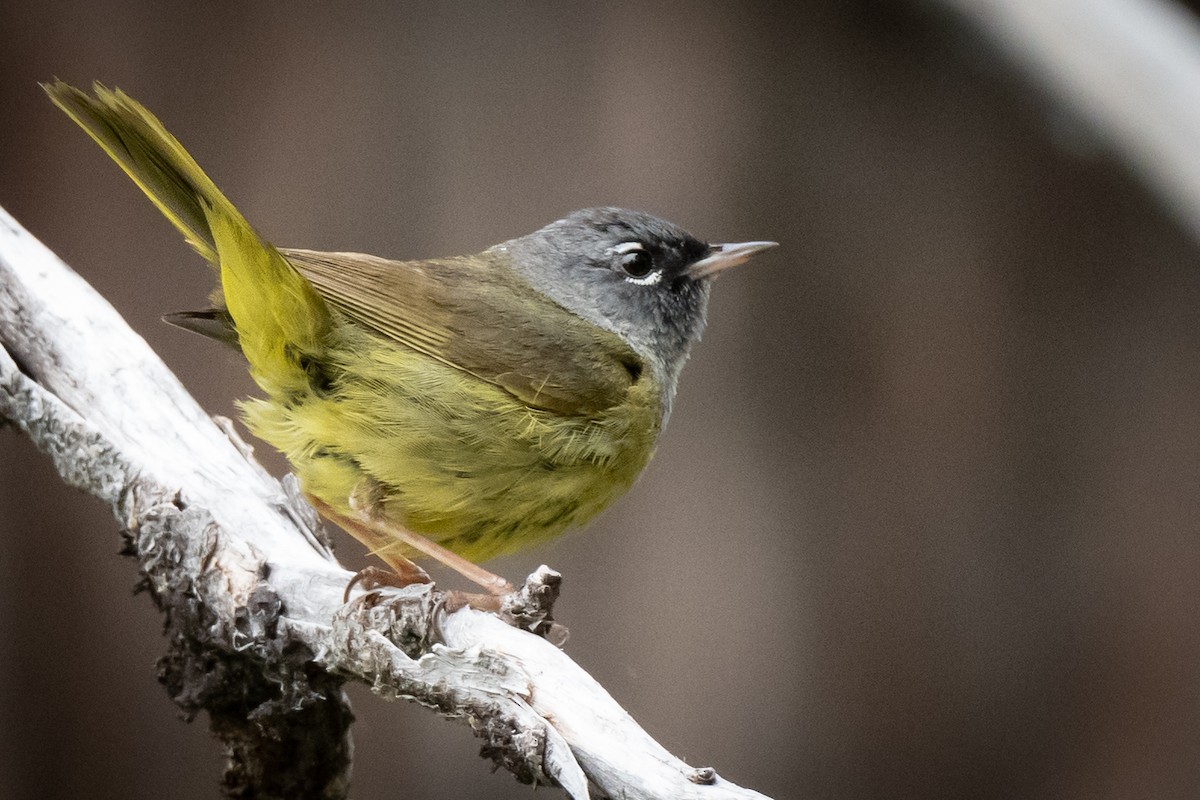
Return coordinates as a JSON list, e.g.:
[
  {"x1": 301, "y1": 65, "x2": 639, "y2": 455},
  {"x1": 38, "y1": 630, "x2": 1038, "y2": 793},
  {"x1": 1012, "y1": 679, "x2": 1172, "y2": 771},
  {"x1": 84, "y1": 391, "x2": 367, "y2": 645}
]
[{"x1": 281, "y1": 248, "x2": 642, "y2": 415}]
